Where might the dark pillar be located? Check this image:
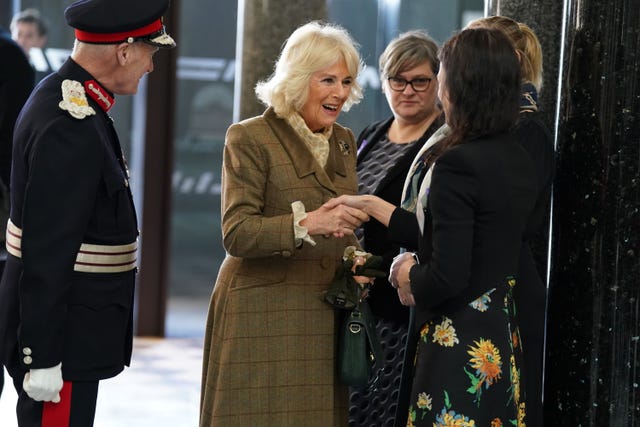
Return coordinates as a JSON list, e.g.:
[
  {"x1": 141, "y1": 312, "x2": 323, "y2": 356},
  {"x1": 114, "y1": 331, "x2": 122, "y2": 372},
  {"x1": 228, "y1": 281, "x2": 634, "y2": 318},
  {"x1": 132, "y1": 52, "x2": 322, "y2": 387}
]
[
  {"x1": 485, "y1": 0, "x2": 563, "y2": 164},
  {"x1": 544, "y1": 0, "x2": 640, "y2": 424},
  {"x1": 135, "y1": 1, "x2": 180, "y2": 336},
  {"x1": 490, "y1": 0, "x2": 640, "y2": 425},
  {"x1": 485, "y1": 0, "x2": 563, "y2": 284},
  {"x1": 234, "y1": 0, "x2": 326, "y2": 121}
]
